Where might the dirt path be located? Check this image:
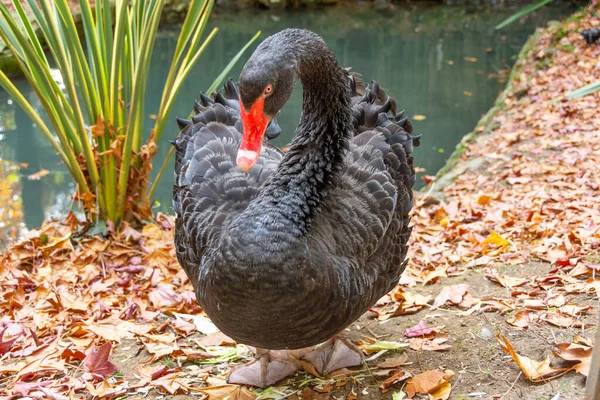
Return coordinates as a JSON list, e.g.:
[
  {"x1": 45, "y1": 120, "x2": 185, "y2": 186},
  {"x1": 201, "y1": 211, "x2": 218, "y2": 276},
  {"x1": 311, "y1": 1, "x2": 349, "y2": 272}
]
[{"x1": 0, "y1": 5, "x2": 599, "y2": 400}]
